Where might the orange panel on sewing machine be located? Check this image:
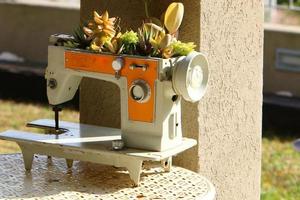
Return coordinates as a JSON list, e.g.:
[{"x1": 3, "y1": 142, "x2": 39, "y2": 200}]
[
  {"x1": 65, "y1": 51, "x2": 115, "y2": 75},
  {"x1": 122, "y1": 57, "x2": 157, "y2": 123},
  {"x1": 64, "y1": 50, "x2": 158, "y2": 123}
]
